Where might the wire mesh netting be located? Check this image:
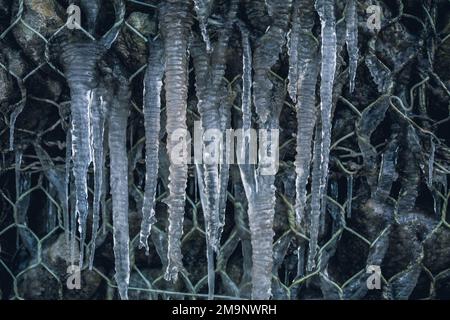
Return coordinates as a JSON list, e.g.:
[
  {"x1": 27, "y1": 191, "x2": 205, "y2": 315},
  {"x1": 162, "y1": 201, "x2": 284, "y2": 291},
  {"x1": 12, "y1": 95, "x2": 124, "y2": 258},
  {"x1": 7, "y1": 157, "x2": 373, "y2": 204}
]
[{"x1": 1, "y1": 0, "x2": 450, "y2": 300}]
